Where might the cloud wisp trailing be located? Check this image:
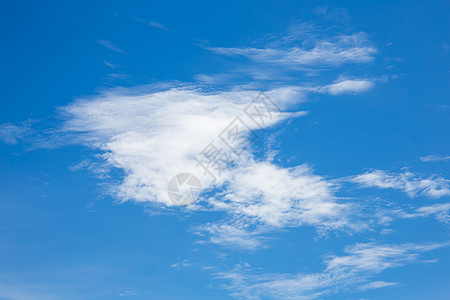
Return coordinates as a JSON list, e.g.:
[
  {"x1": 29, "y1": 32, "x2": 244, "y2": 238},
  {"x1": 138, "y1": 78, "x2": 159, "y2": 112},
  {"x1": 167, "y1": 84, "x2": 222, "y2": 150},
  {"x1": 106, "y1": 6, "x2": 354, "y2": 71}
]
[
  {"x1": 318, "y1": 78, "x2": 374, "y2": 95},
  {"x1": 349, "y1": 169, "x2": 450, "y2": 198},
  {"x1": 217, "y1": 242, "x2": 448, "y2": 300},
  {"x1": 420, "y1": 155, "x2": 450, "y2": 162},
  {"x1": 97, "y1": 39, "x2": 126, "y2": 54},
  {"x1": 400, "y1": 203, "x2": 450, "y2": 224},
  {"x1": 0, "y1": 121, "x2": 34, "y2": 145},
  {"x1": 148, "y1": 21, "x2": 170, "y2": 31},
  {"x1": 208, "y1": 32, "x2": 376, "y2": 69}
]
